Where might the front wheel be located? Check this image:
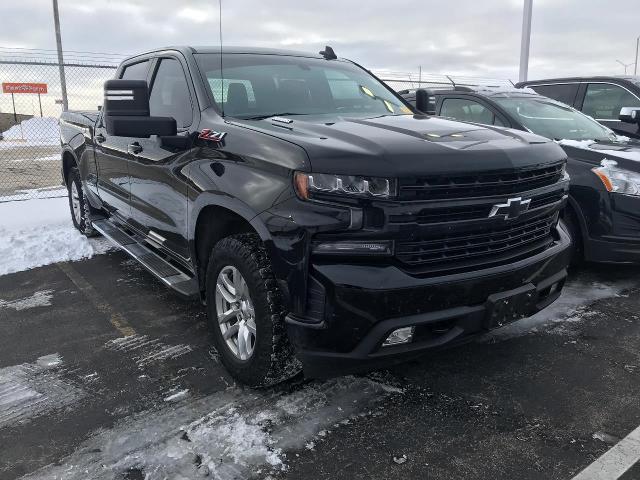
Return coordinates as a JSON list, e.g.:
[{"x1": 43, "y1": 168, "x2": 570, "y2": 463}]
[
  {"x1": 67, "y1": 167, "x2": 97, "y2": 237},
  {"x1": 205, "y1": 233, "x2": 301, "y2": 387}
]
